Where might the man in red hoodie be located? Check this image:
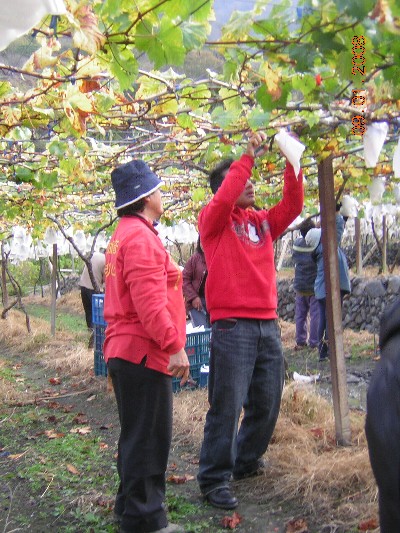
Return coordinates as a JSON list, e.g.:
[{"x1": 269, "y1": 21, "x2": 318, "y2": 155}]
[{"x1": 197, "y1": 132, "x2": 304, "y2": 509}]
